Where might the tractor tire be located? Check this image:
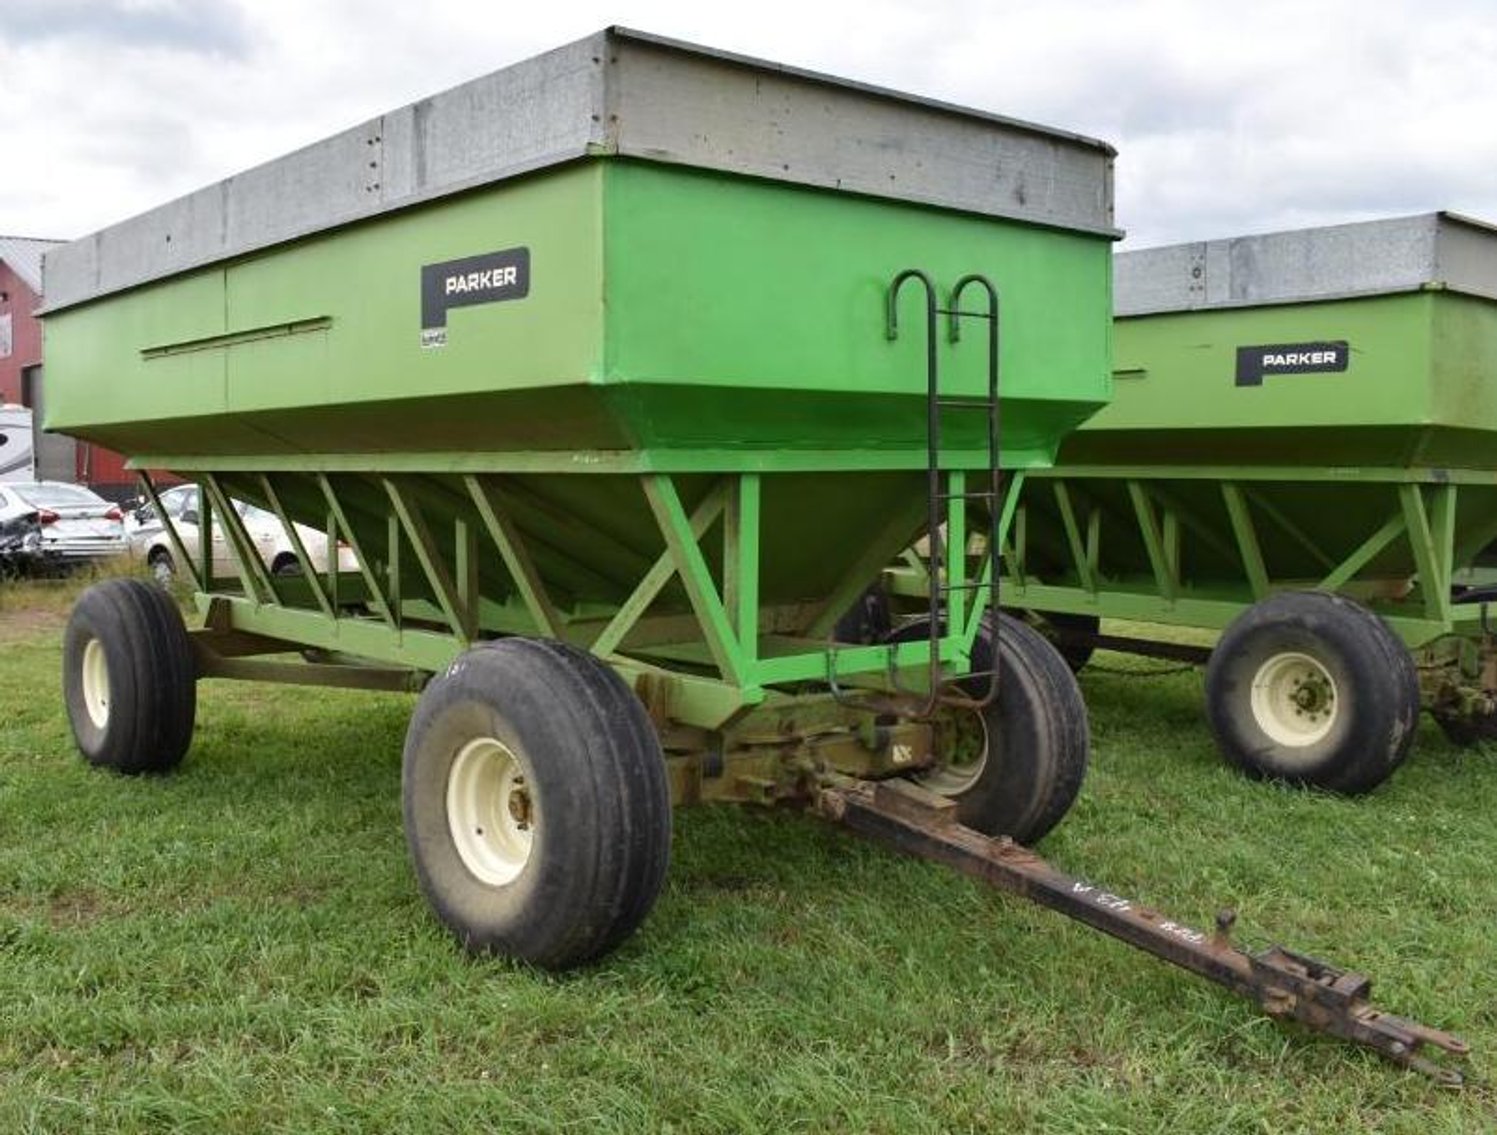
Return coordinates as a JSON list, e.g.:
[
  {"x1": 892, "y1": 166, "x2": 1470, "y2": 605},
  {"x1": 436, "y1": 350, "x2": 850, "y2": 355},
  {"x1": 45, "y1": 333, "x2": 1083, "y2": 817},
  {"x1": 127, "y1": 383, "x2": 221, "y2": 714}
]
[
  {"x1": 62, "y1": 578, "x2": 197, "y2": 774},
  {"x1": 887, "y1": 613, "x2": 1090, "y2": 844},
  {"x1": 402, "y1": 637, "x2": 672, "y2": 969},
  {"x1": 1204, "y1": 591, "x2": 1418, "y2": 794}
]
